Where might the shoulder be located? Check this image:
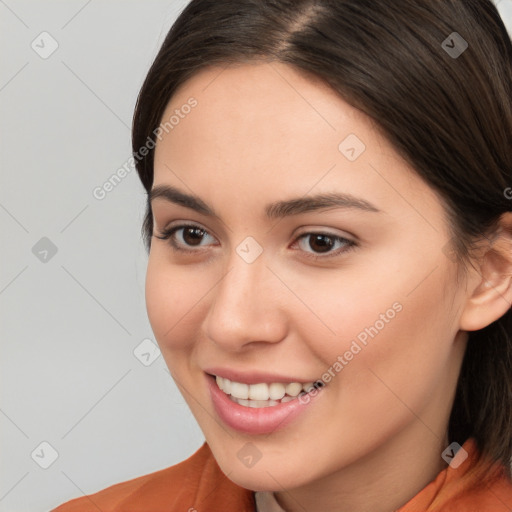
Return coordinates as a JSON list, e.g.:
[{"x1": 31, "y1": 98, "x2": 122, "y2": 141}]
[{"x1": 51, "y1": 442, "x2": 255, "y2": 512}]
